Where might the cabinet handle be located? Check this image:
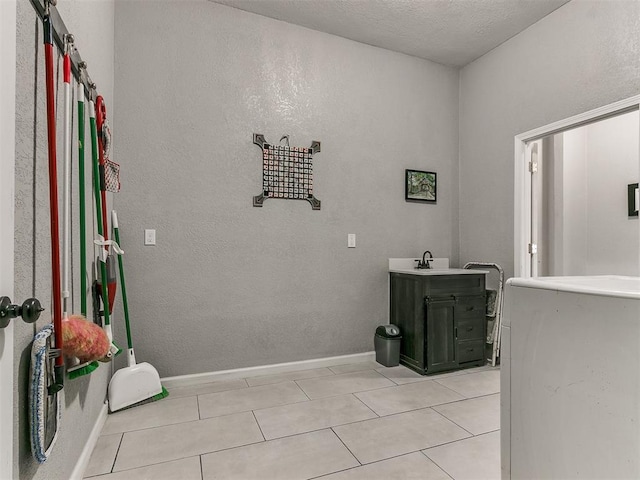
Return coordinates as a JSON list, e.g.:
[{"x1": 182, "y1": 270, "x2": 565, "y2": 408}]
[
  {"x1": 466, "y1": 326, "x2": 474, "y2": 331},
  {"x1": 465, "y1": 306, "x2": 474, "y2": 311},
  {"x1": 467, "y1": 348, "x2": 475, "y2": 353}
]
